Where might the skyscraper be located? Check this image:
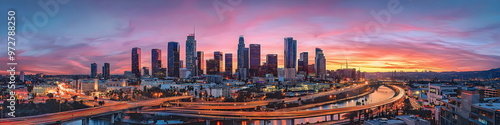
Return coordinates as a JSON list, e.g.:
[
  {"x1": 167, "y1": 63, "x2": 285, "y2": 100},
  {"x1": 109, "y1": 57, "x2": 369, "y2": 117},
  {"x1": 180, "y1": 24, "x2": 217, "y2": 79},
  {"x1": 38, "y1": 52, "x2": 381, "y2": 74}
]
[
  {"x1": 131, "y1": 47, "x2": 141, "y2": 78},
  {"x1": 91, "y1": 63, "x2": 97, "y2": 78},
  {"x1": 315, "y1": 48, "x2": 326, "y2": 79},
  {"x1": 186, "y1": 33, "x2": 197, "y2": 77},
  {"x1": 197, "y1": 51, "x2": 204, "y2": 75},
  {"x1": 151, "y1": 49, "x2": 162, "y2": 78},
  {"x1": 237, "y1": 36, "x2": 248, "y2": 80},
  {"x1": 102, "y1": 63, "x2": 110, "y2": 79},
  {"x1": 243, "y1": 48, "x2": 249, "y2": 69},
  {"x1": 206, "y1": 59, "x2": 218, "y2": 75},
  {"x1": 237, "y1": 35, "x2": 245, "y2": 69},
  {"x1": 168, "y1": 42, "x2": 180, "y2": 77},
  {"x1": 299, "y1": 52, "x2": 308, "y2": 74},
  {"x1": 284, "y1": 37, "x2": 297, "y2": 79},
  {"x1": 249, "y1": 44, "x2": 261, "y2": 77},
  {"x1": 214, "y1": 51, "x2": 224, "y2": 74},
  {"x1": 284, "y1": 37, "x2": 297, "y2": 68},
  {"x1": 143, "y1": 67, "x2": 150, "y2": 77},
  {"x1": 239, "y1": 48, "x2": 250, "y2": 80},
  {"x1": 266, "y1": 54, "x2": 278, "y2": 76},
  {"x1": 225, "y1": 53, "x2": 233, "y2": 74}
]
